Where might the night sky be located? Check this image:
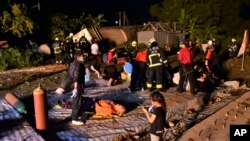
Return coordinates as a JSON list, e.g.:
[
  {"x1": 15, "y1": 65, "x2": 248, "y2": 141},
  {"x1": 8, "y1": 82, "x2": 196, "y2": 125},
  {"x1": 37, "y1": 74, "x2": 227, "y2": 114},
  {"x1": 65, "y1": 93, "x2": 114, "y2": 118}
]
[{"x1": 41, "y1": 0, "x2": 163, "y2": 25}]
